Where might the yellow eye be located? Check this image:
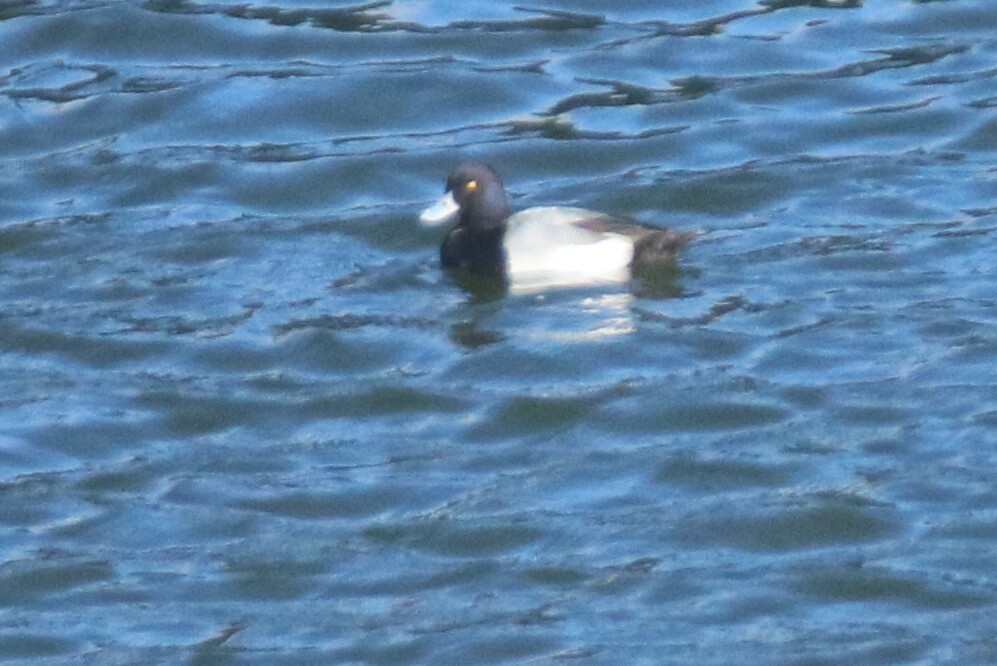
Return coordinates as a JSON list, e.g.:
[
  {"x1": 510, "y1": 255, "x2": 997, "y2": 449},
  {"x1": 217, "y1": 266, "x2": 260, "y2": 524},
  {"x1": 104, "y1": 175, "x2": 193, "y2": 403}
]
[{"x1": 465, "y1": 180, "x2": 478, "y2": 192}]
